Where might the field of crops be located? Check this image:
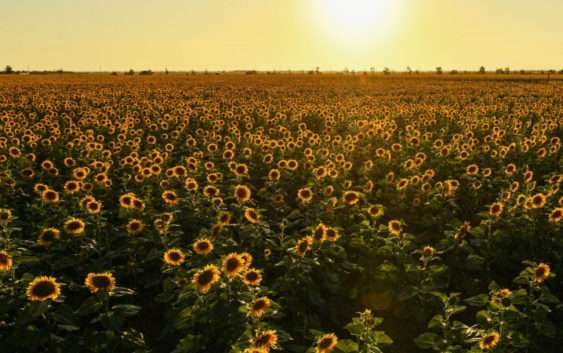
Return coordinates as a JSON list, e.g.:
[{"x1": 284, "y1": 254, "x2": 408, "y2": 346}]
[{"x1": 0, "y1": 74, "x2": 561, "y2": 353}]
